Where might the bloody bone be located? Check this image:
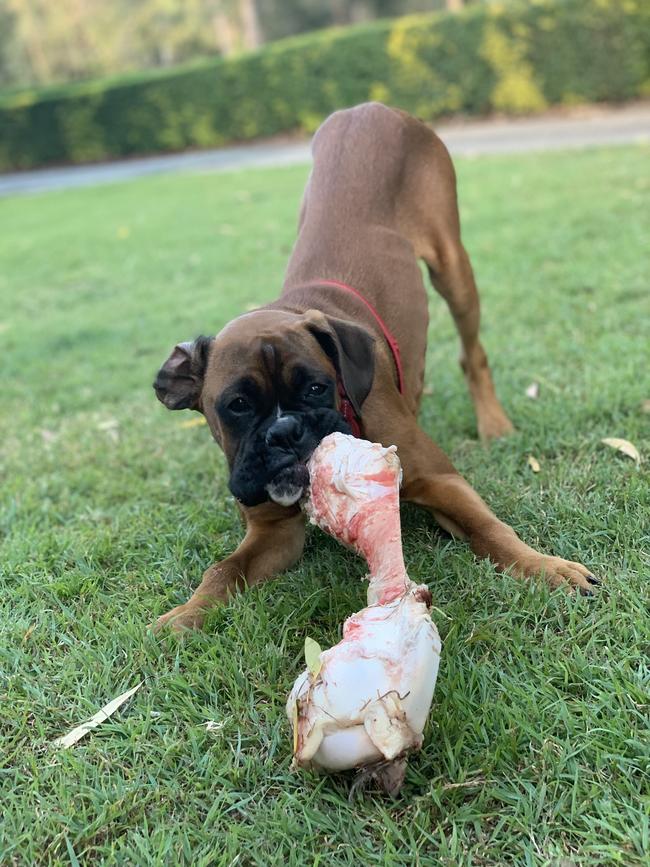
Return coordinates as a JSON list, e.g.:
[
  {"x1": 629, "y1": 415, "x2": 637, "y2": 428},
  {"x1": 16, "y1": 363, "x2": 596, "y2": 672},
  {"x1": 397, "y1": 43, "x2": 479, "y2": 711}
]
[{"x1": 287, "y1": 433, "x2": 441, "y2": 791}]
